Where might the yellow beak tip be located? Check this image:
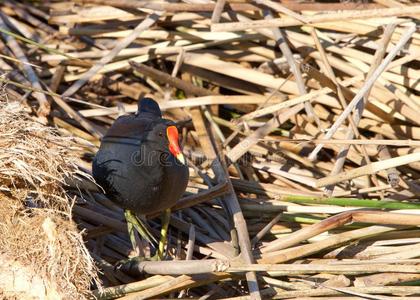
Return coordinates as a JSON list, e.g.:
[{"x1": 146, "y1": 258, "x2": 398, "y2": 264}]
[{"x1": 176, "y1": 153, "x2": 186, "y2": 165}]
